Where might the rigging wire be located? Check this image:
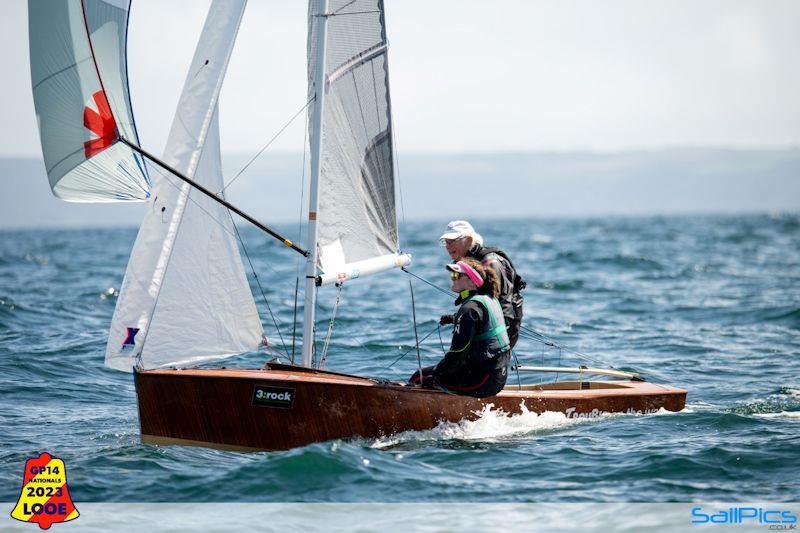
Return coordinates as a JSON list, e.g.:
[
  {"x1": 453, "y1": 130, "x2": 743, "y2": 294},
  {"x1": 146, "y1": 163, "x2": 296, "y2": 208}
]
[
  {"x1": 384, "y1": 324, "x2": 440, "y2": 371},
  {"x1": 401, "y1": 267, "x2": 454, "y2": 298},
  {"x1": 219, "y1": 97, "x2": 315, "y2": 195},
  {"x1": 291, "y1": 276, "x2": 300, "y2": 364},
  {"x1": 408, "y1": 280, "x2": 424, "y2": 384},
  {"x1": 319, "y1": 282, "x2": 344, "y2": 369},
  {"x1": 146, "y1": 162, "x2": 292, "y2": 356},
  {"x1": 398, "y1": 266, "x2": 625, "y2": 371},
  {"x1": 229, "y1": 212, "x2": 289, "y2": 355},
  {"x1": 293, "y1": 95, "x2": 311, "y2": 362}
]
